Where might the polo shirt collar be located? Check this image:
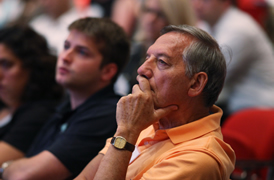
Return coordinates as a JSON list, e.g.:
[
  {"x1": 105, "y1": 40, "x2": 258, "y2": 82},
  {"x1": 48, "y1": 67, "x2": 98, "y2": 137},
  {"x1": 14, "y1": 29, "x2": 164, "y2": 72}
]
[
  {"x1": 138, "y1": 106, "x2": 222, "y2": 146},
  {"x1": 166, "y1": 105, "x2": 222, "y2": 144}
]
